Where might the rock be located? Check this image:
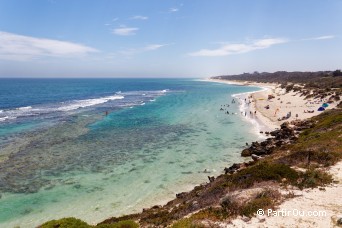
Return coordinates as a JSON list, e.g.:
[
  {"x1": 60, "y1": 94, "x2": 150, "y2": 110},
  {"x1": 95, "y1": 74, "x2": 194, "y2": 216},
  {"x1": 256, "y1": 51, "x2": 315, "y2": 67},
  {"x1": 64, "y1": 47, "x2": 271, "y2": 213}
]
[
  {"x1": 251, "y1": 154, "x2": 262, "y2": 161},
  {"x1": 242, "y1": 216, "x2": 251, "y2": 222},
  {"x1": 241, "y1": 148, "x2": 252, "y2": 157},
  {"x1": 176, "y1": 192, "x2": 186, "y2": 199},
  {"x1": 259, "y1": 218, "x2": 266, "y2": 223},
  {"x1": 151, "y1": 205, "x2": 161, "y2": 209},
  {"x1": 231, "y1": 163, "x2": 241, "y2": 170},
  {"x1": 224, "y1": 163, "x2": 241, "y2": 174},
  {"x1": 251, "y1": 141, "x2": 260, "y2": 147},
  {"x1": 208, "y1": 176, "x2": 215, "y2": 183},
  {"x1": 281, "y1": 121, "x2": 290, "y2": 129},
  {"x1": 240, "y1": 120, "x2": 300, "y2": 159},
  {"x1": 270, "y1": 129, "x2": 281, "y2": 136},
  {"x1": 252, "y1": 147, "x2": 268, "y2": 156},
  {"x1": 337, "y1": 218, "x2": 342, "y2": 225},
  {"x1": 191, "y1": 201, "x2": 200, "y2": 210}
]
